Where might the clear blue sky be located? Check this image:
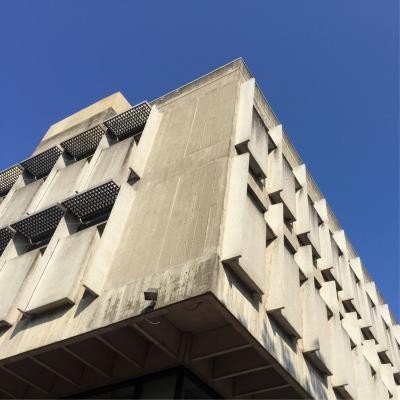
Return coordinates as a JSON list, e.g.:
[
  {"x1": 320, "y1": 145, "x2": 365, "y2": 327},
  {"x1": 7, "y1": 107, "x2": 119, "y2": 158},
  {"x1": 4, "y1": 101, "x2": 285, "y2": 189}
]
[{"x1": 0, "y1": 1, "x2": 398, "y2": 317}]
